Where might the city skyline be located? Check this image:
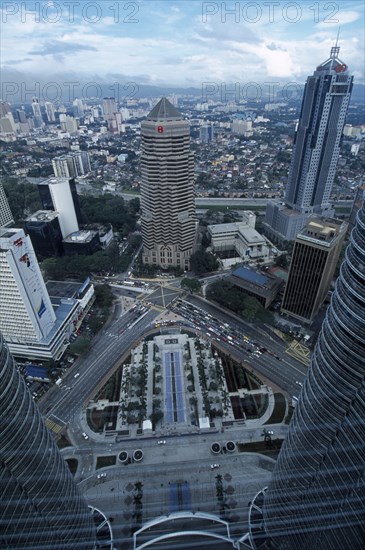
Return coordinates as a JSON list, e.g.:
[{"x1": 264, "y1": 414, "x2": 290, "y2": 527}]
[{"x1": 1, "y1": 1, "x2": 364, "y2": 91}]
